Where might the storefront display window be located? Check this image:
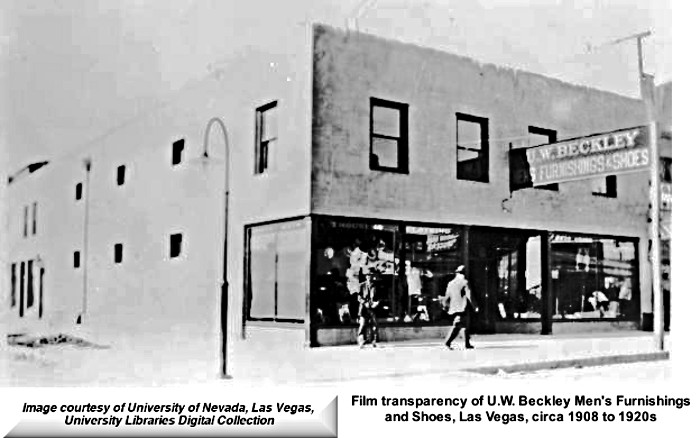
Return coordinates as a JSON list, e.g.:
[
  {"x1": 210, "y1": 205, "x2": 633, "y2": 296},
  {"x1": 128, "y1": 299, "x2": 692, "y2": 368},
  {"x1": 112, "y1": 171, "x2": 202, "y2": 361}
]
[
  {"x1": 403, "y1": 226, "x2": 463, "y2": 324},
  {"x1": 247, "y1": 219, "x2": 309, "y2": 322},
  {"x1": 551, "y1": 234, "x2": 637, "y2": 320},
  {"x1": 312, "y1": 218, "x2": 466, "y2": 327},
  {"x1": 313, "y1": 219, "x2": 399, "y2": 326}
]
